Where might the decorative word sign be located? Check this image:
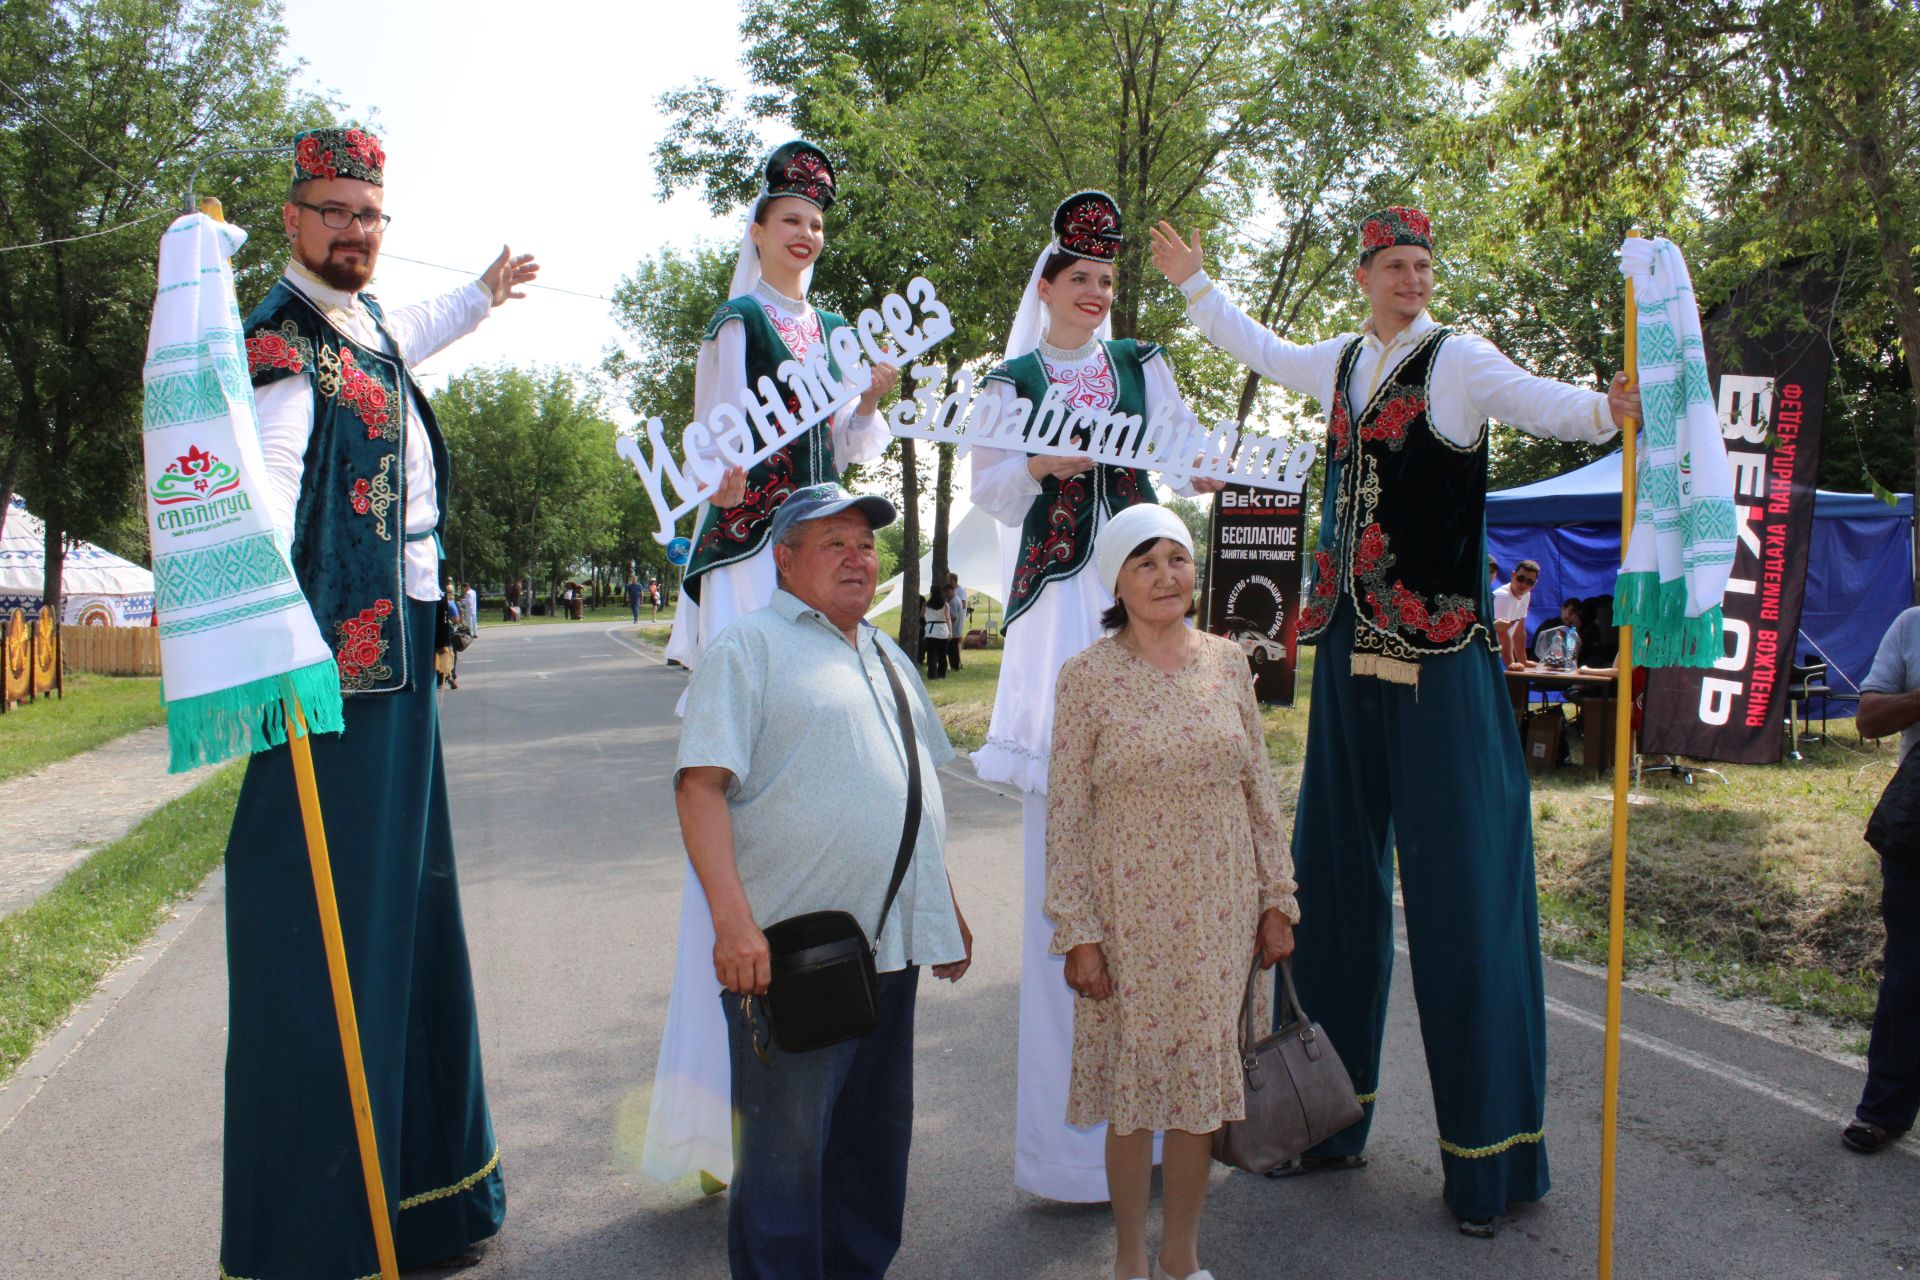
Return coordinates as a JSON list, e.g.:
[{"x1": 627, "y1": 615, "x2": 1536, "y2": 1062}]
[
  {"x1": 885, "y1": 365, "x2": 1318, "y2": 492},
  {"x1": 616, "y1": 278, "x2": 954, "y2": 543}
]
